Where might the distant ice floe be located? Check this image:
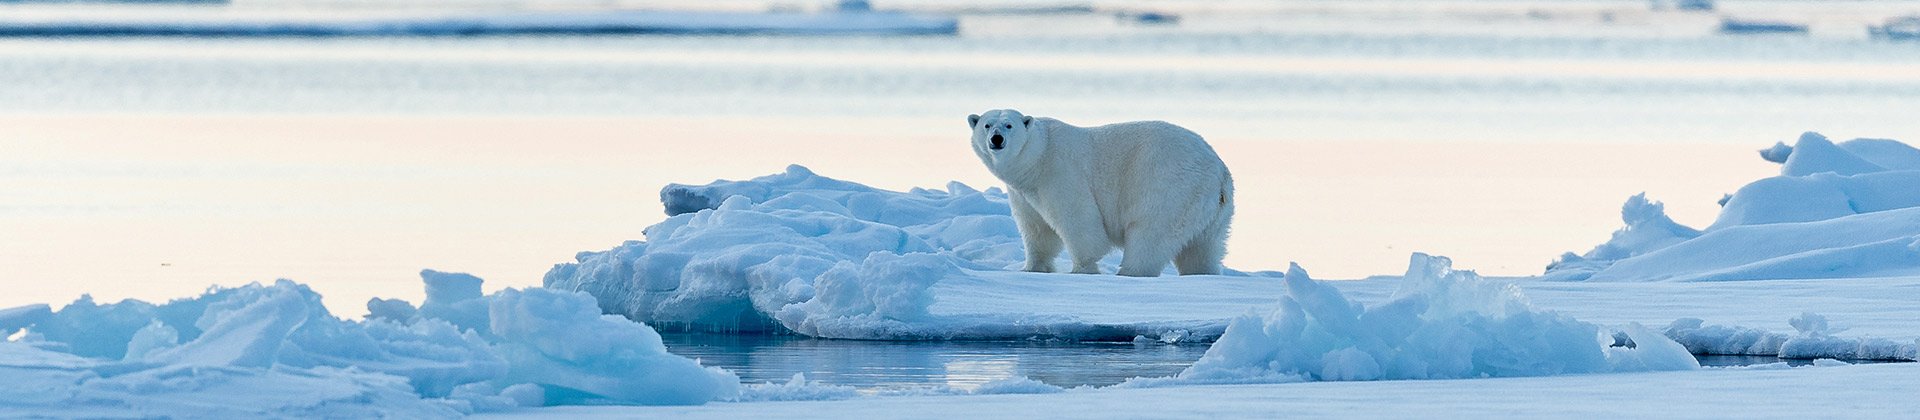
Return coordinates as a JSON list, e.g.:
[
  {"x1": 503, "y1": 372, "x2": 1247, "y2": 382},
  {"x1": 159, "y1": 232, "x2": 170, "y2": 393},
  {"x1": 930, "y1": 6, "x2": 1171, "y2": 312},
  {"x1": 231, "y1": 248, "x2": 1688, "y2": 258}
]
[
  {"x1": 0, "y1": 272, "x2": 739, "y2": 418},
  {"x1": 1546, "y1": 132, "x2": 1920, "y2": 282},
  {"x1": 0, "y1": 9, "x2": 958, "y2": 37}
]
